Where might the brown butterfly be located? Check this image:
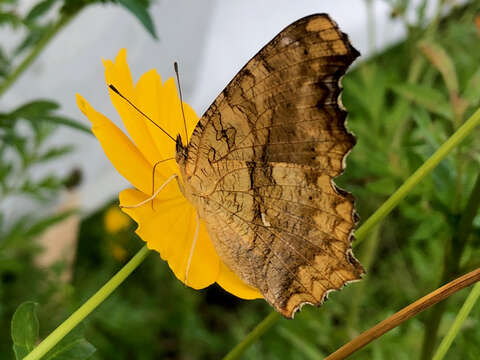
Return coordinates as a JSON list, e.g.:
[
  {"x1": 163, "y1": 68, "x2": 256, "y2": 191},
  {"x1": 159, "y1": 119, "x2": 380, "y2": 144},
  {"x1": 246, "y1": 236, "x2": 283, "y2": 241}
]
[{"x1": 175, "y1": 13, "x2": 364, "y2": 318}]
